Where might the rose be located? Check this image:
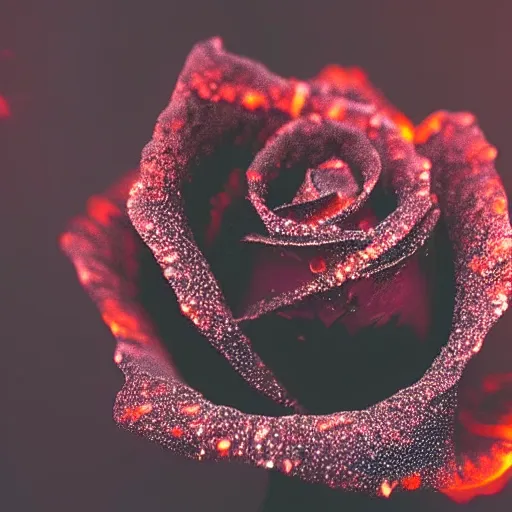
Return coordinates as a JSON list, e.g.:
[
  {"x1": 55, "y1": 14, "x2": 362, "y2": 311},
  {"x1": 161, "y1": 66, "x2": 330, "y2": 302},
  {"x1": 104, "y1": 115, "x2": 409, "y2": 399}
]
[{"x1": 61, "y1": 38, "x2": 512, "y2": 497}]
